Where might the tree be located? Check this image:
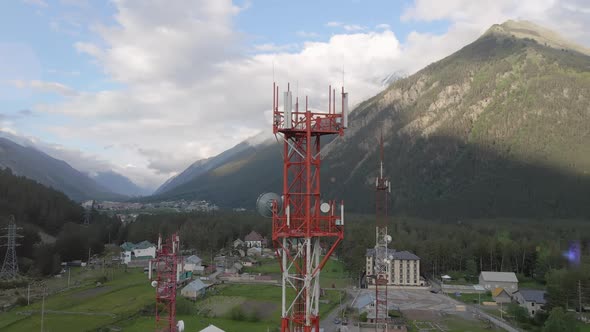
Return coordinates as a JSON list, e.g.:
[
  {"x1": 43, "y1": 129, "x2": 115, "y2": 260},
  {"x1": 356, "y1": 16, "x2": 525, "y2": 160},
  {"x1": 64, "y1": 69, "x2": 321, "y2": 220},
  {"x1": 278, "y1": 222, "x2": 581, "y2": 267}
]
[
  {"x1": 542, "y1": 307, "x2": 578, "y2": 332},
  {"x1": 507, "y1": 303, "x2": 529, "y2": 324}
]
